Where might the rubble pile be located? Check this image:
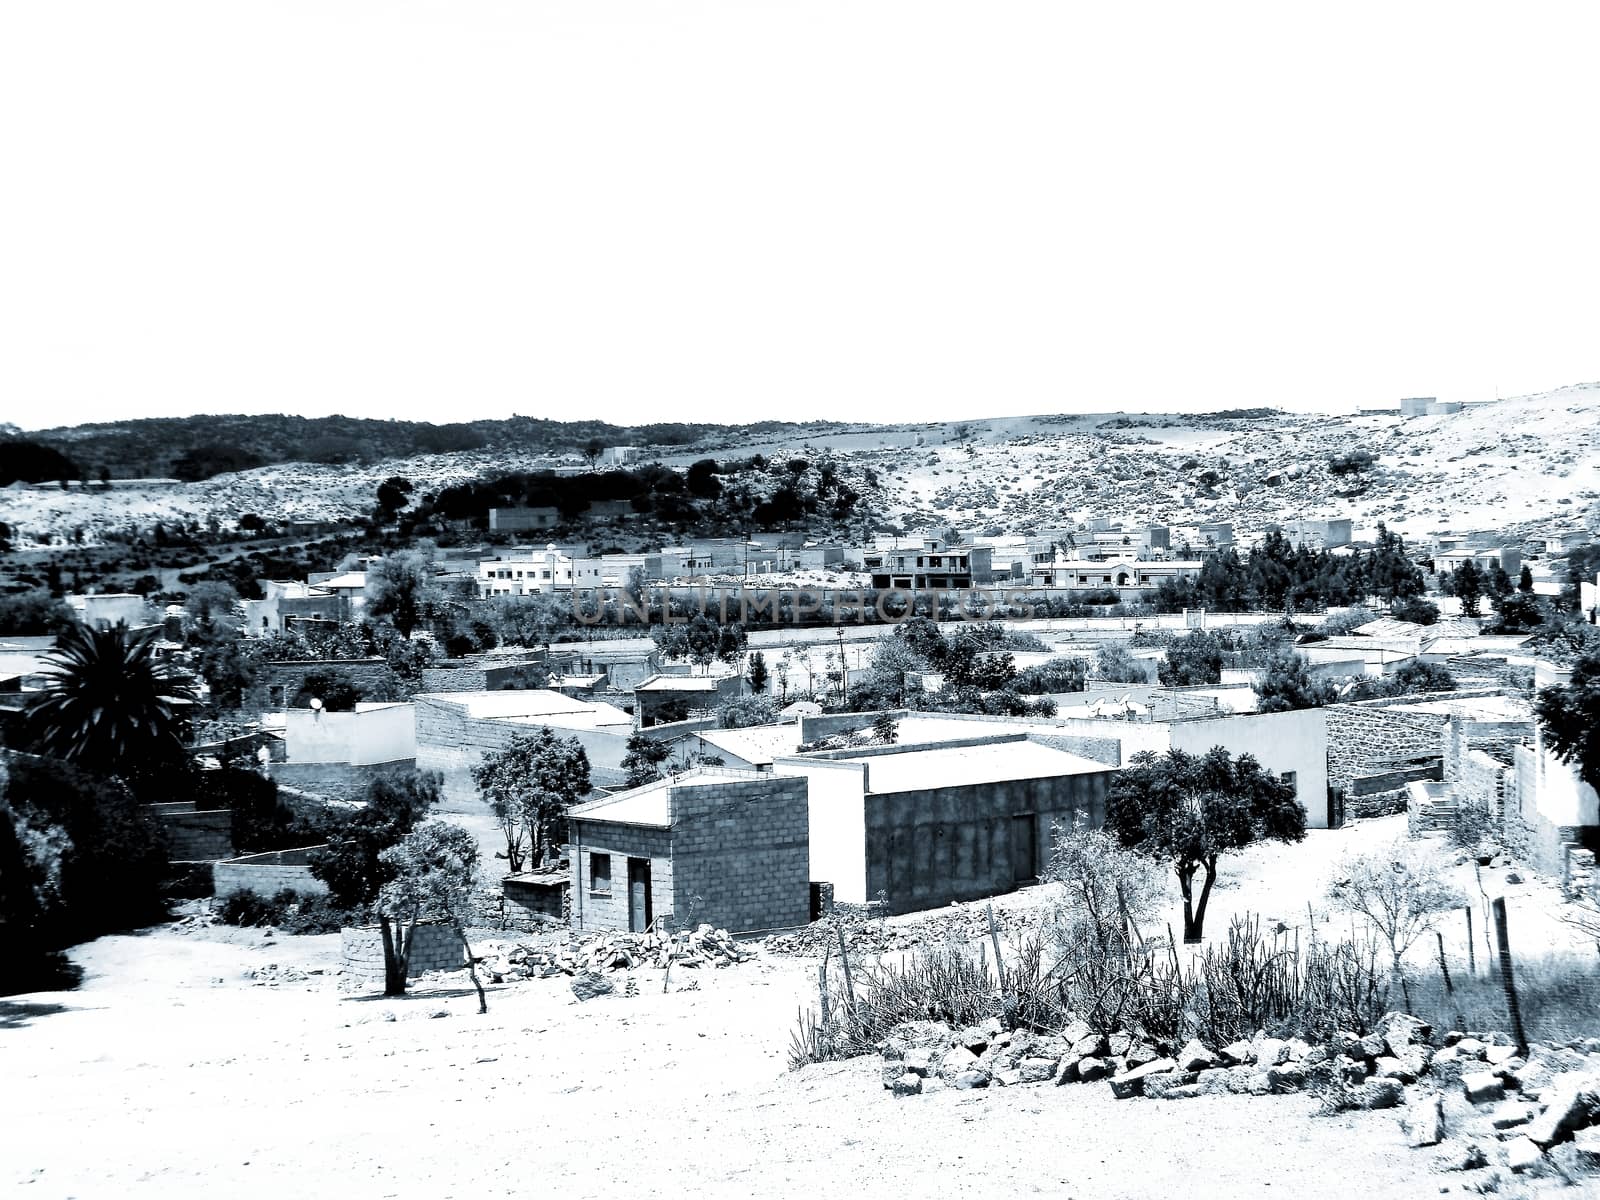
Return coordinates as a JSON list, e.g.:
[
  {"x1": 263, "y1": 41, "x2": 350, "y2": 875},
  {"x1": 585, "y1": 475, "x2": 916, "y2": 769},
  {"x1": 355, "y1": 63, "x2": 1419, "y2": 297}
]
[
  {"x1": 766, "y1": 905, "x2": 1046, "y2": 958},
  {"x1": 481, "y1": 923, "x2": 752, "y2": 985},
  {"x1": 876, "y1": 1012, "x2": 1600, "y2": 1182}
]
